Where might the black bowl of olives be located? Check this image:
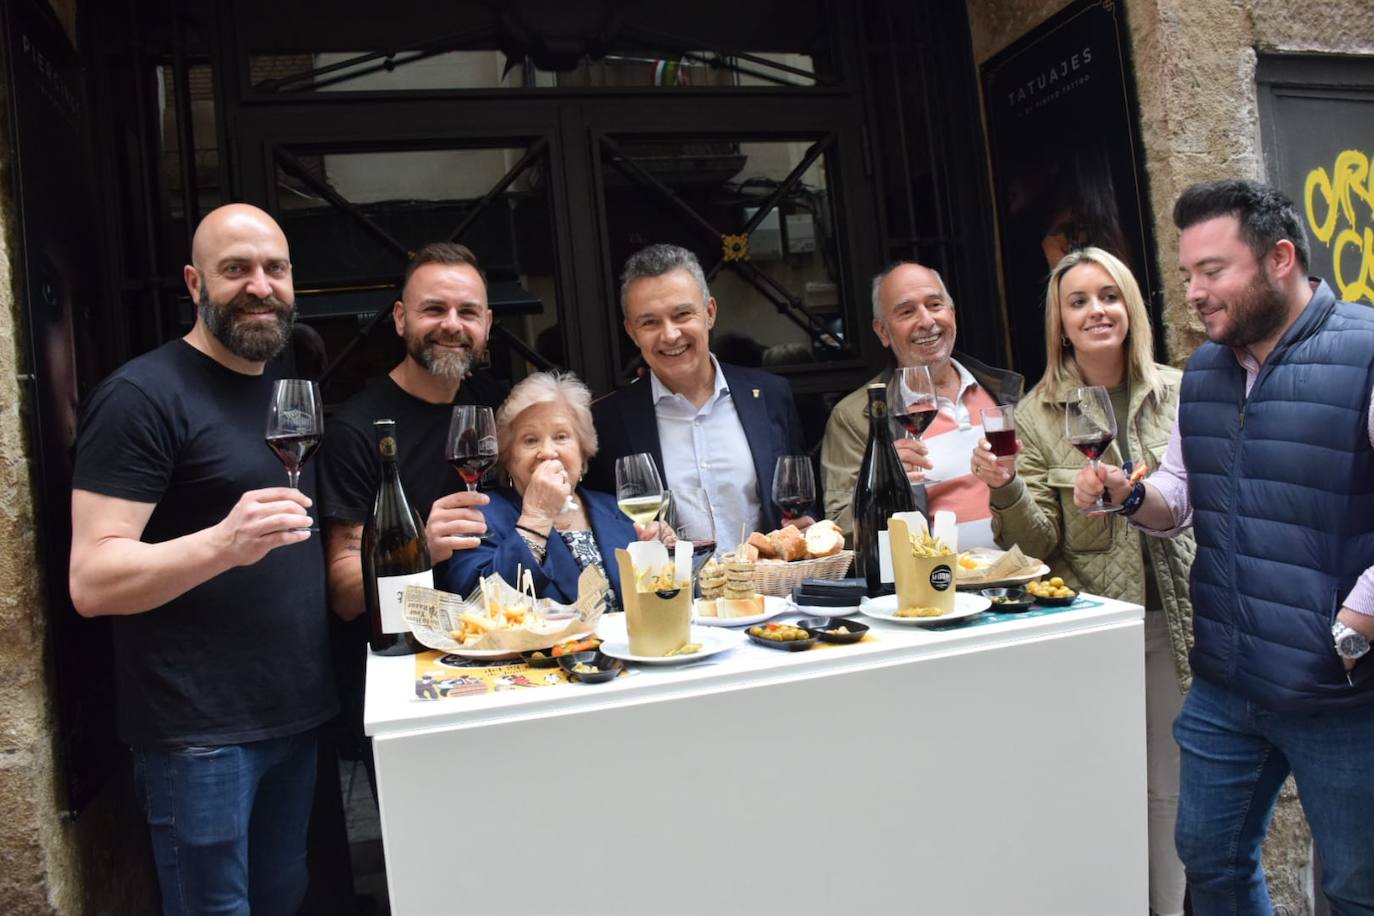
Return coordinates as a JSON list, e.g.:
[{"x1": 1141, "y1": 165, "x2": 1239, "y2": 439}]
[
  {"x1": 746, "y1": 622, "x2": 818, "y2": 651},
  {"x1": 520, "y1": 648, "x2": 561, "y2": 668},
  {"x1": 980, "y1": 586, "x2": 1035, "y2": 613},
  {"x1": 794, "y1": 617, "x2": 870, "y2": 644},
  {"x1": 557, "y1": 651, "x2": 623, "y2": 684}
]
